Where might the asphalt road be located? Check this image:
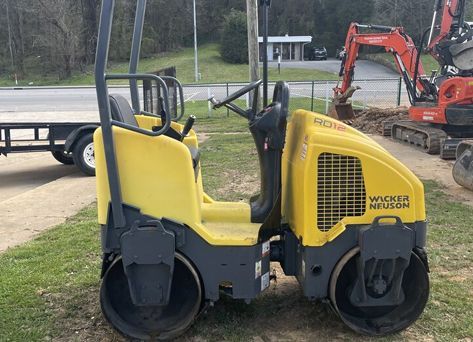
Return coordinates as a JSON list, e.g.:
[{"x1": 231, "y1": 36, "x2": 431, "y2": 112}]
[
  {"x1": 269, "y1": 59, "x2": 398, "y2": 79},
  {"x1": 0, "y1": 59, "x2": 404, "y2": 116}
]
